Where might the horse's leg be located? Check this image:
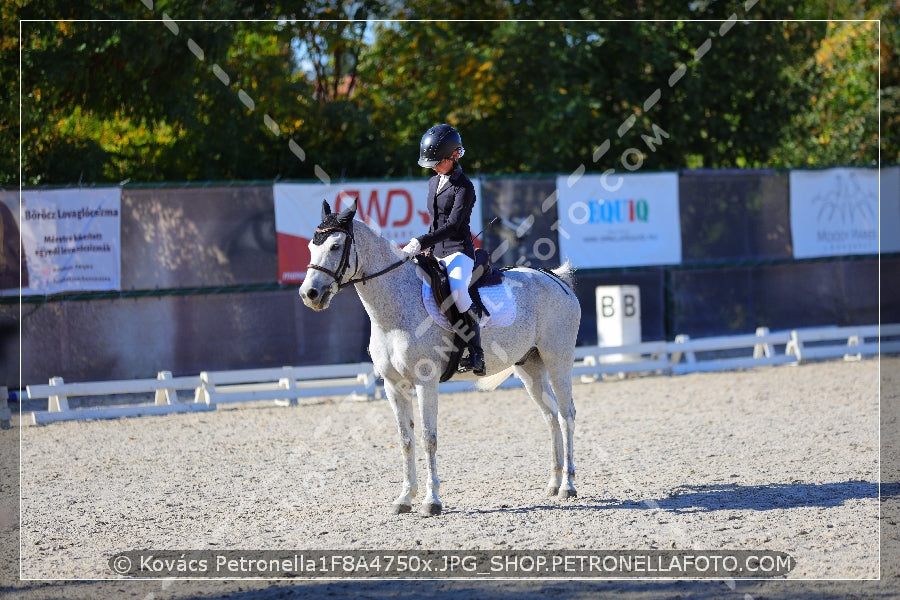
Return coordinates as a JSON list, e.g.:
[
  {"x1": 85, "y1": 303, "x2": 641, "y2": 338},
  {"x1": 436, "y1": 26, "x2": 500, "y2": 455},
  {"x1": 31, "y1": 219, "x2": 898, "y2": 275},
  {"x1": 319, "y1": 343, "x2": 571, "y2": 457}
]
[
  {"x1": 513, "y1": 357, "x2": 565, "y2": 497},
  {"x1": 414, "y1": 381, "x2": 442, "y2": 516},
  {"x1": 545, "y1": 354, "x2": 577, "y2": 499},
  {"x1": 384, "y1": 378, "x2": 417, "y2": 514}
]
